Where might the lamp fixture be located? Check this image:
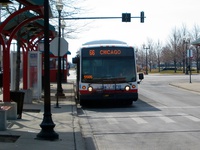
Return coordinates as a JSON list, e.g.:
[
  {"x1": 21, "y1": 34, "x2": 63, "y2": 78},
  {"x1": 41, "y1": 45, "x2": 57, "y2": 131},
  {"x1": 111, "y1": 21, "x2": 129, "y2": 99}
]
[
  {"x1": 56, "y1": 0, "x2": 63, "y2": 11},
  {"x1": 0, "y1": 0, "x2": 13, "y2": 7}
]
